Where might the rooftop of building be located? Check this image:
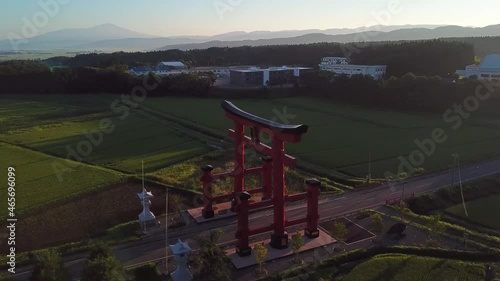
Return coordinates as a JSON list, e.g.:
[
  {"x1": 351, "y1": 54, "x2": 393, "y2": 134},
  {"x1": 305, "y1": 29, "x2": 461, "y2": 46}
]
[
  {"x1": 130, "y1": 66, "x2": 152, "y2": 72},
  {"x1": 479, "y1": 54, "x2": 500, "y2": 70},
  {"x1": 319, "y1": 57, "x2": 386, "y2": 68},
  {"x1": 321, "y1": 57, "x2": 348, "y2": 60},
  {"x1": 230, "y1": 66, "x2": 313, "y2": 73},
  {"x1": 160, "y1": 61, "x2": 186, "y2": 67},
  {"x1": 320, "y1": 63, "x2": 387, "y2": 68}
]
